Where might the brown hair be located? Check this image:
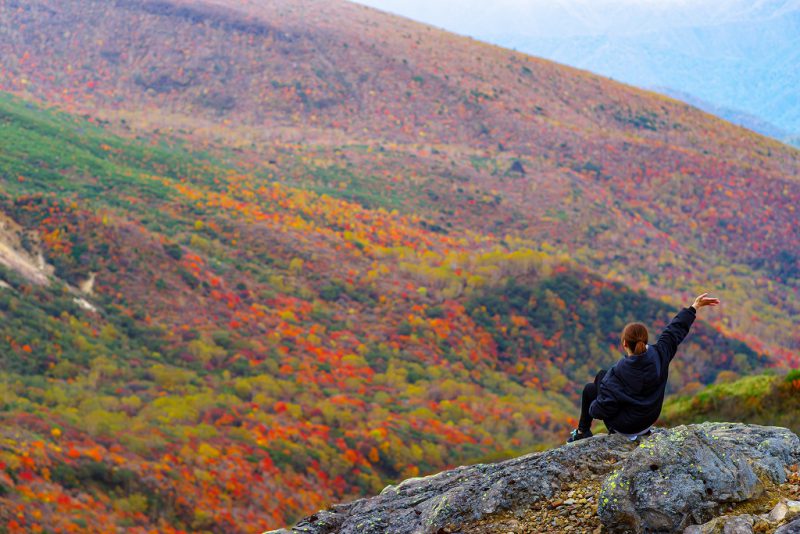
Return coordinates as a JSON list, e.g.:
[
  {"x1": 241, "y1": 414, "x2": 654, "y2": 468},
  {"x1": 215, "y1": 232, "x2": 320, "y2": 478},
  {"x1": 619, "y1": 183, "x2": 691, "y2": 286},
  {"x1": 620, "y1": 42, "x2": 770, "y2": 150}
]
[{"x1": 621, "y1": 323, "x2": 649, "y2": 355}]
